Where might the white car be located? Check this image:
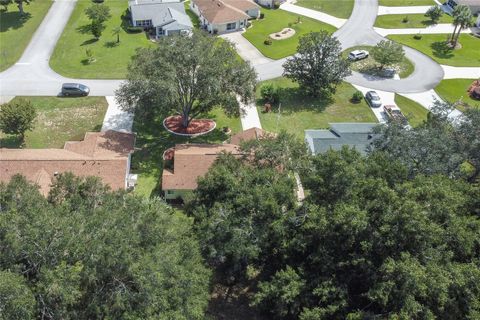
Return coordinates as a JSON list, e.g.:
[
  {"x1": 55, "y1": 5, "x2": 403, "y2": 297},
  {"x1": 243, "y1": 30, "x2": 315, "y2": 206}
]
[{"x1": 348, "y1": 50, "x2": 369, "y2": 61}]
